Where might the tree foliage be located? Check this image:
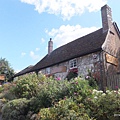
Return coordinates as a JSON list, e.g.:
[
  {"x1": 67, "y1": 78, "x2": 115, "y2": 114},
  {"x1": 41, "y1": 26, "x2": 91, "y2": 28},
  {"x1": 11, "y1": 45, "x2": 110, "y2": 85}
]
[{"x1": 0, "y1": 58, "x2": 14, "y2": 81}]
